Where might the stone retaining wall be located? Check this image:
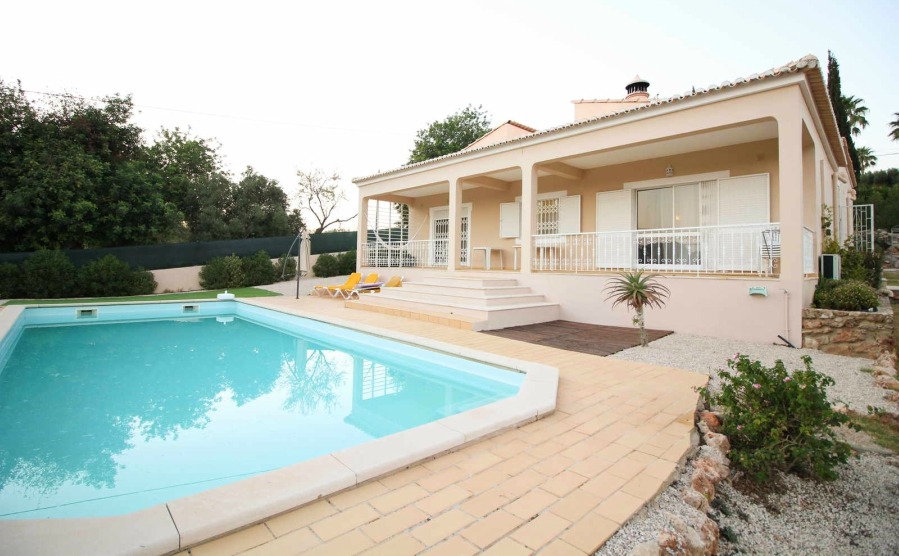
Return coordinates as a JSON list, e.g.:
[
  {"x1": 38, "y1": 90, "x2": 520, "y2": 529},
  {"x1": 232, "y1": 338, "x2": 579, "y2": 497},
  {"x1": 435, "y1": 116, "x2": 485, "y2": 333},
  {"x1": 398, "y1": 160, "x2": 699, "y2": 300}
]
[{"x1": 802, "y1": 298, "x2": 894, "y2": 358}]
